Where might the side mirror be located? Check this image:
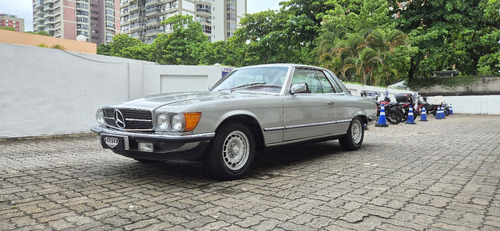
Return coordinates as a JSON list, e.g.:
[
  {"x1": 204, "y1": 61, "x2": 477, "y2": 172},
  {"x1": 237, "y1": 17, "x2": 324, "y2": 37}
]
[{"x1": 290, "y1": 83, "x2": 309, "y2": 95}]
